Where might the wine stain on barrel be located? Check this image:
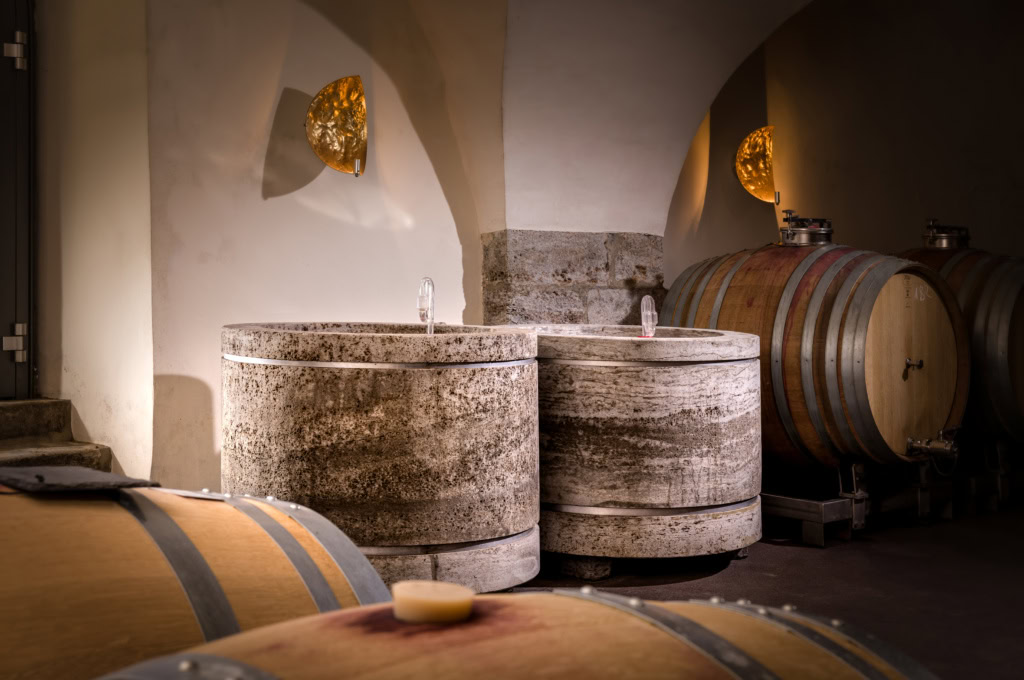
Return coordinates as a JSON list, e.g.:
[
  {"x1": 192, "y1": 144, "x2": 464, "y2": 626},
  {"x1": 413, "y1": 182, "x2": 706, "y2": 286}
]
[{"x1": 334, "y1": 600, "x2": 528, "y2": 641}]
